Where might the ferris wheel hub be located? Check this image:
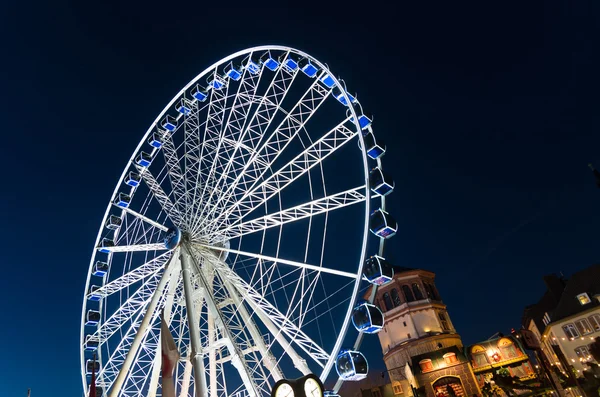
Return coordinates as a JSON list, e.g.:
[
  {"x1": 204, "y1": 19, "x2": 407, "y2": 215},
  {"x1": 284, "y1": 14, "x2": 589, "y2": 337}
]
[{"x1": 164, "y1": 227, "x2": 183, "y2": 249}]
